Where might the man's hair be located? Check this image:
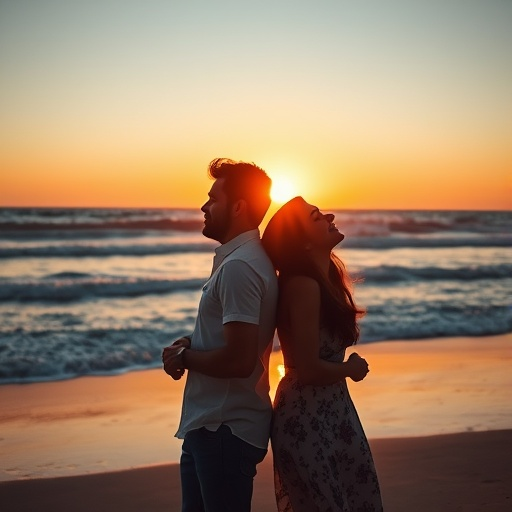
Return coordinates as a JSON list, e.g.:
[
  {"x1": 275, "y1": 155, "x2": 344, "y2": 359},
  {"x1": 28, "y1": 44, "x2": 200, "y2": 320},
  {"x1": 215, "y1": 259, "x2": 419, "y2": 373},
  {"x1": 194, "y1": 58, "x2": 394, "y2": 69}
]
[{"x1": 208, "y1": 158, "x2": 272, "y2": 226}]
